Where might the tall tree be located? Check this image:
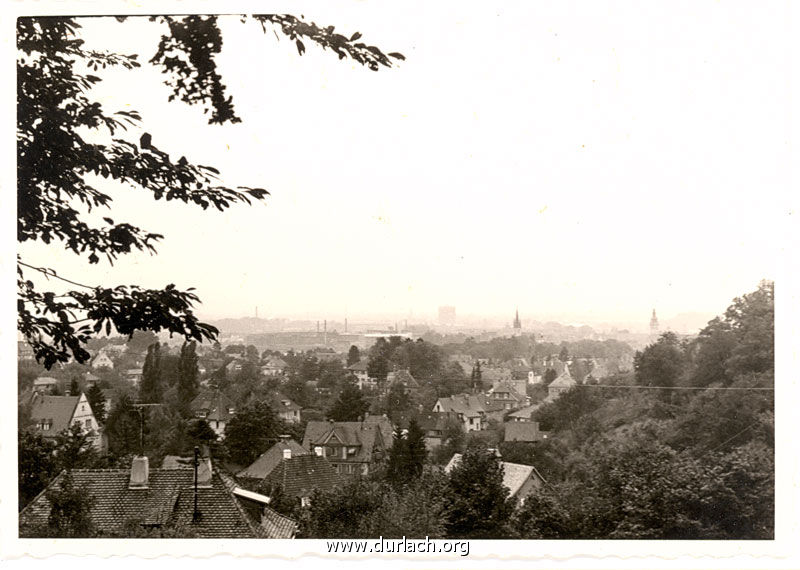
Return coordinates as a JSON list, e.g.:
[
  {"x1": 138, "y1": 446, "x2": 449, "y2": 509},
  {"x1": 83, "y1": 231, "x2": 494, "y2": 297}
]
[
  {"x1": 223, "y1": 401, "x2": 280, "y2": 465},
  {"x1": 634, "y1": 332, "x2": 685, "y2": 388},
  {"x1": 105, "y1": 394, "x2": 141, "y2": 457},
  {"x1": 18, "y1": 430, "x2": 57, "y2": 510},
  {"x1": 85, "y1": 384, "x2": 107, "y2": 424},
  {"x1": 387, "y1": 420, "x2": 427, "y2": 485},
  {"x1": 177, "y1": 341, "x2": 199, "y2": 416},
  {"x1": 445, "y1": 444, "x2": 513, "y2": 538},
  {"x1": 346, "y1": 345, "x2": 361, "y2": 367},
  {"x1": 327, "y1": 382, "x2": 370, "y2": 422},
  {"x1": 17, "y1": 16, "x2": 402, "y2": 369},
  {"x1": 139, "y1": 342, "x2": 163, "y2": 403}
]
